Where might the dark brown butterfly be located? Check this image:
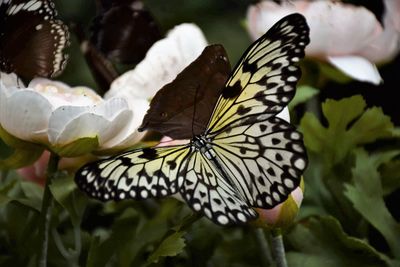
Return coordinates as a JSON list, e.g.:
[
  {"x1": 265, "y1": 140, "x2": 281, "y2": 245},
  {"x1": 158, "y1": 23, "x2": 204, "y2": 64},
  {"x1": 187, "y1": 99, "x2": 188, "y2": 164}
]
[
  {"x1": 73, "y1": 24, "x2": 118, "y2": 94},
  {"x1": 138, "y1": 44, "x2": 231, "y2": 139},
  {"x1": 91, "y1": 0, "x2": 161, "y2": 64},
  {"x1": 0, "y1": 0, "x2": 69, "y2": 79}
]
